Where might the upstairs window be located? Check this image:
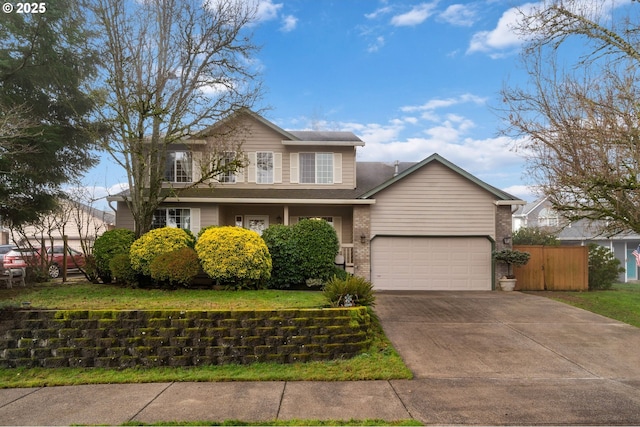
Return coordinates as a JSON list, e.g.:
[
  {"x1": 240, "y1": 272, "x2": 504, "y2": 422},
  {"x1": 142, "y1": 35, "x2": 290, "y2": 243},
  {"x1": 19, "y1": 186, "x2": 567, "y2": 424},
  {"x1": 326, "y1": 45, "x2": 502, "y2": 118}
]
[
  {"x1": 218, "y1": 151, "x2": 237, "y2": 183},
  {"x1": 257, "y1": 152, "x2": 273, "y2": 184},
  {"x1": 300, "y1": 153, "x2": 333, "y2": 184},
  {"x1": 152, "y1": 208, "x2": 191, "y2": 230},
  {"x1": 165, "y1": 151, "x2": 192, "y2": 183}
]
